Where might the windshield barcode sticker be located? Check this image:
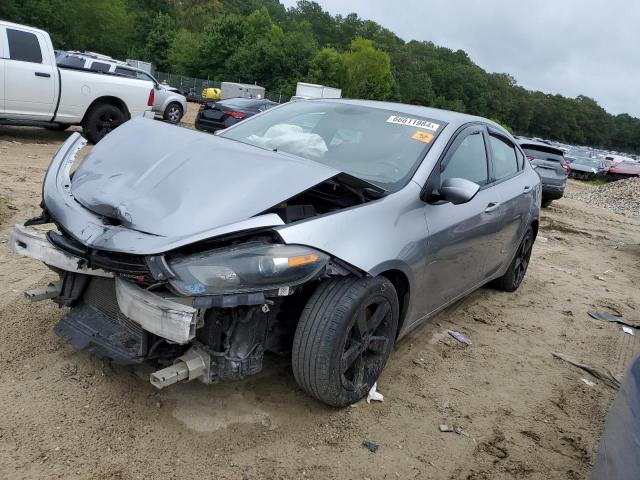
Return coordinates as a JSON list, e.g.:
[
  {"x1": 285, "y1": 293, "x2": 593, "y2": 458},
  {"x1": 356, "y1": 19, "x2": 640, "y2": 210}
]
[{"x1": 386, "y1": 115, "x2": 440, "y2": 131}]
